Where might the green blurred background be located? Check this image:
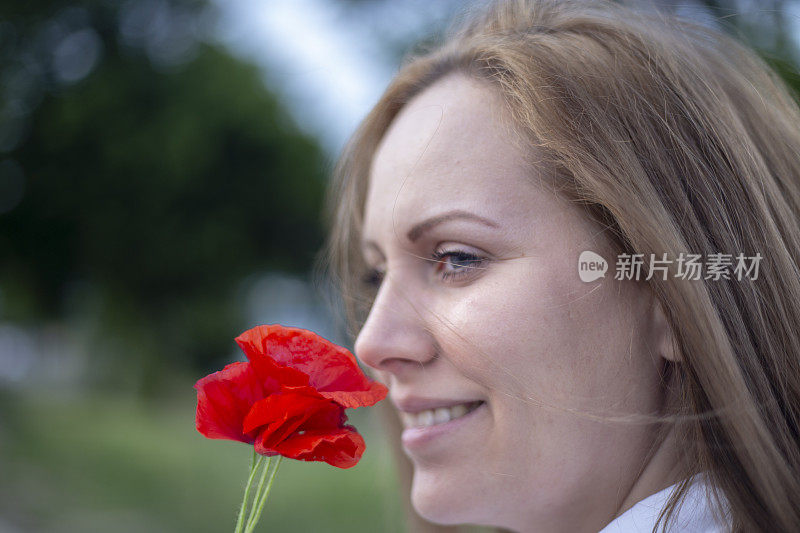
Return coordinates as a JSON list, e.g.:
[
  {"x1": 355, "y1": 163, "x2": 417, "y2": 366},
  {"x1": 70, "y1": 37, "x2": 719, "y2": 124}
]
[{"x1": 0, "y1": 1, "x2": 797, "y2": 532}]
